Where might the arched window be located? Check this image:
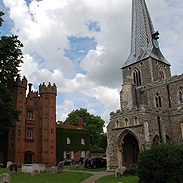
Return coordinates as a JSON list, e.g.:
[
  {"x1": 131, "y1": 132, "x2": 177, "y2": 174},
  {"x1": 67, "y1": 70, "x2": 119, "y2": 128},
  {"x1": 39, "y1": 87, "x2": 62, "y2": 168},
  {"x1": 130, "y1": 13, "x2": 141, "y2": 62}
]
[
  {"x1": 179, "y1": 86, "x2": 183, "y2": 103},
  {"x1": 133, "y1": 68, "x2": 141, "y2": 87},
  {"x1": 153, "y1": 135, "x2": 160, "y2": 145},
  {"x1": 159, "y1": 66, "x2": 165, "y2": 80},
  {"x1": 155, "y1": 93, "x2": 162, "y2": 107},
  {"x1": 116, "y1": 120, "x2": 119, "y2": 128},
  {"x1": 124, "y1": 118, "x2": 129, "y2": 127},
  {"x1": 134, "y1": 116, "x2": 138, "y2": 125}
]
